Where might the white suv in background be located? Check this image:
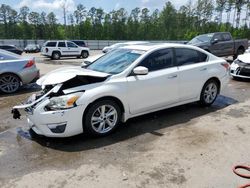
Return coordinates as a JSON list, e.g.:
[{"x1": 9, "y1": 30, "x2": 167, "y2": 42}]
[{"x1": 41, "y1": 40, "x2": 90, "y2": 60}]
